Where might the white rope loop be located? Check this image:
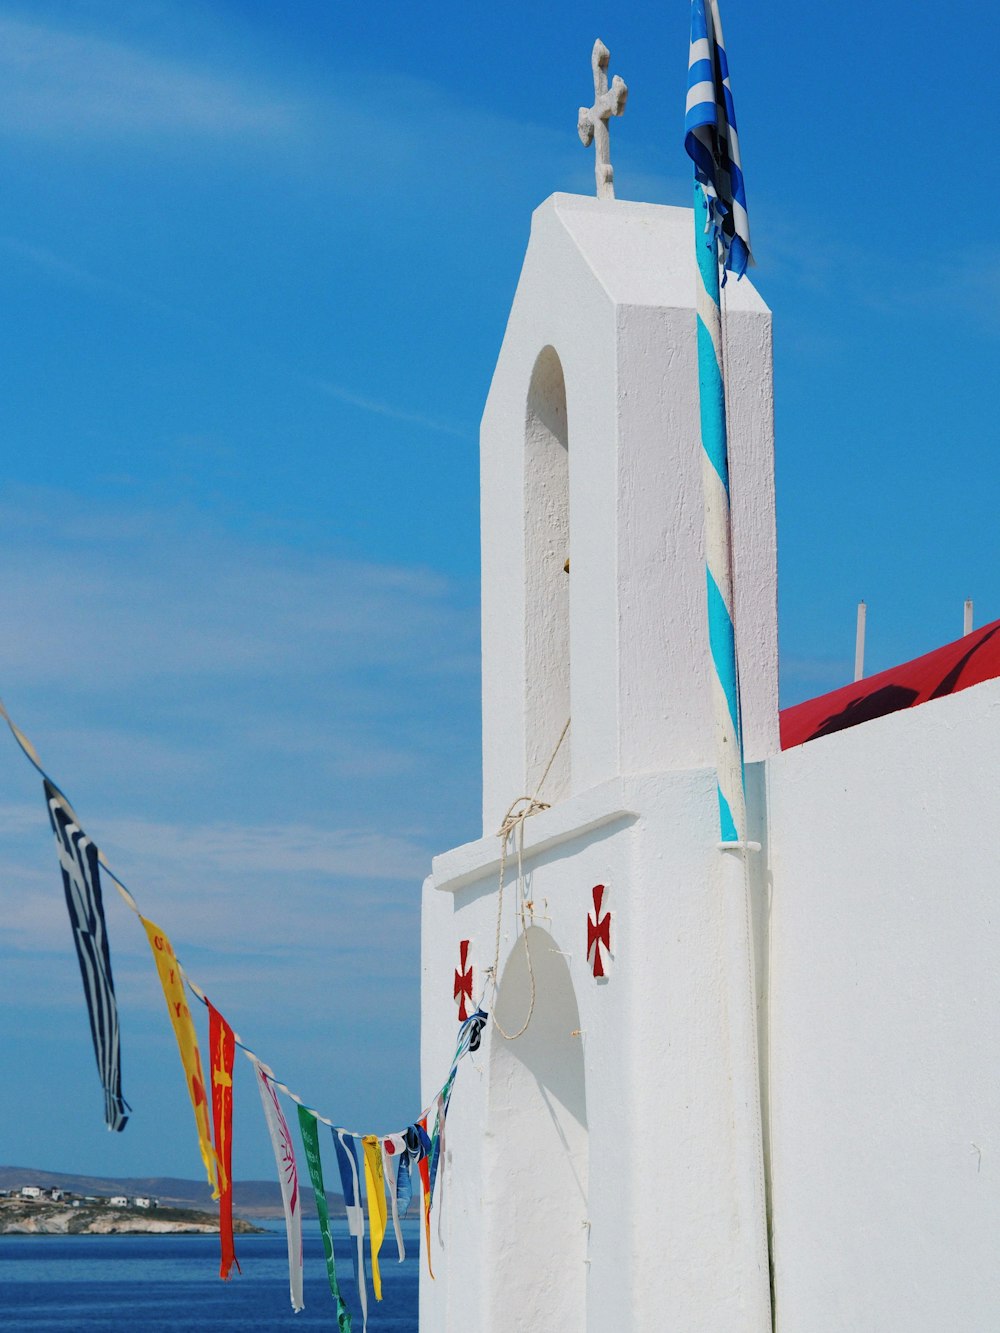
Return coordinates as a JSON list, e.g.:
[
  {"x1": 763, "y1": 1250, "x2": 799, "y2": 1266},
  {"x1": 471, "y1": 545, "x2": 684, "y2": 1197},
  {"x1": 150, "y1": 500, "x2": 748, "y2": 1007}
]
[{"x1": 488, "y1": 718, "x2": 569, "y2": 1042}]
